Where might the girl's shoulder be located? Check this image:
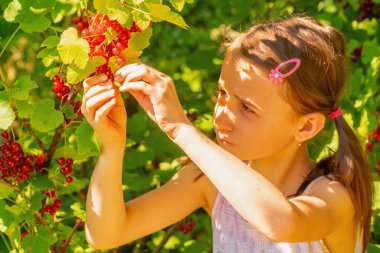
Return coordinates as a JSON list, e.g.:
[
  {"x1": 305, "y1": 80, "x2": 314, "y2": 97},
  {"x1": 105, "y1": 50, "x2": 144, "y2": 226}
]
[{"x1": 302, "y1": 173, "x2": 338, "y2": 195}]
